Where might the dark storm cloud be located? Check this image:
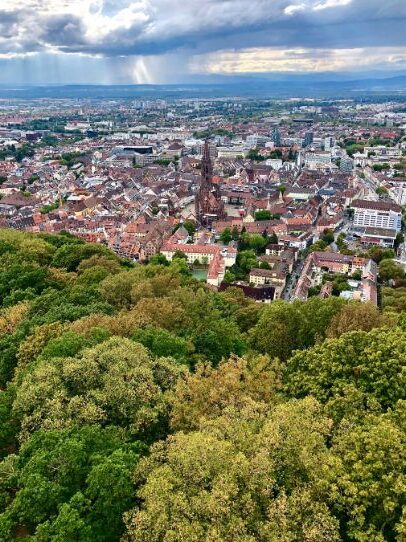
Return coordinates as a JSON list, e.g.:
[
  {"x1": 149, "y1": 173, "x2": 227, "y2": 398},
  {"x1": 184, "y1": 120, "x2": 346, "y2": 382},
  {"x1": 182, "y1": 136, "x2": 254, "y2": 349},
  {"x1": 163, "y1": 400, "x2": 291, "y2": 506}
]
[
  {"x1": 38, "y1": 15, "x2": 86, "y2": 49},
  {"x1": 0, "y1": 0, "x2": 404, "y2": 59},
  {"x1": 0, "y1": 11, "x2": 21, "y2": 39}
]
